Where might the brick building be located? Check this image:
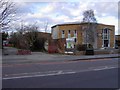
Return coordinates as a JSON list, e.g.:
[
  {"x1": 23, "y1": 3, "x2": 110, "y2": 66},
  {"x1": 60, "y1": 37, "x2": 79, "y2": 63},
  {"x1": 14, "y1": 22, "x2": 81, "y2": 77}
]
[
  {"x1": 115, "y1": 35, "x2": 120, "y2": 48},
  {"x1": 51, "y1": 22, "x2": 115, "y2": 51}
]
